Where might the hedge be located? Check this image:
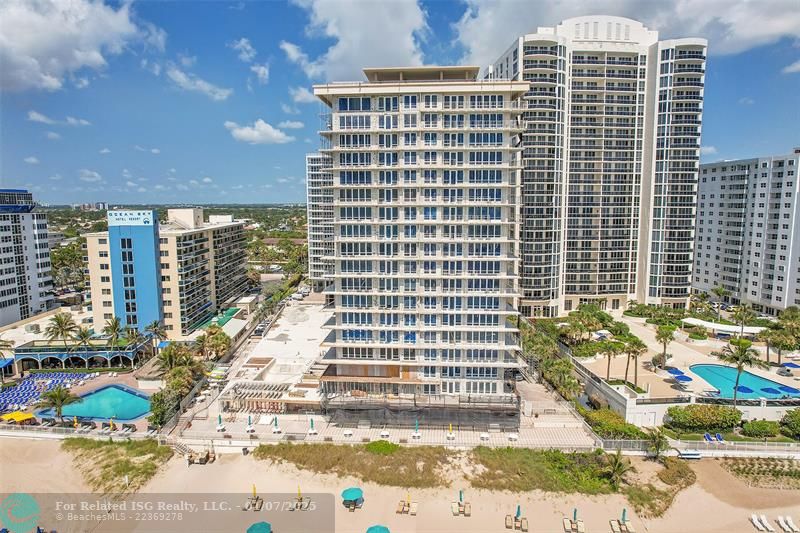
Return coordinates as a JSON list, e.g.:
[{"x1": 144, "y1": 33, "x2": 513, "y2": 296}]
[
  {"x1": 688, "y1": 332, "x2": 707, "y2": 340},
  {"x1": 742, "y1": 420, "x2": 780, "y2": 438},
  {"x1": 780, "y1": 409, "x2": 800, "y2": 439},
  {"x1": 577, "y1": 406, "x2": 647, "y2": 439},
  {"x1": 666, "y1": 404, "x2": 742, "y2": 432}
]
